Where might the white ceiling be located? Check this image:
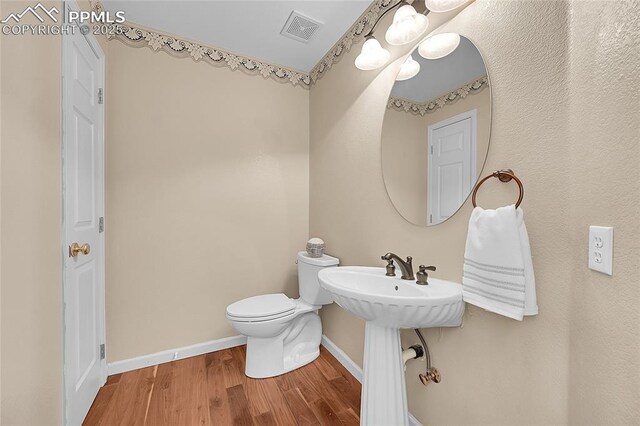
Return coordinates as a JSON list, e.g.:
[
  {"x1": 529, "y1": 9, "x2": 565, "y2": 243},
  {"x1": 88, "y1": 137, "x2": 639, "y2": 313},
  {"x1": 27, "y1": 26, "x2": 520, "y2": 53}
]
[
  {"x1": 390, "y1": 36, "x2": 487, "y2": 102},
  {"x1": 103, "y1": 0, "x2": 373, "y2": 72}
]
